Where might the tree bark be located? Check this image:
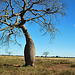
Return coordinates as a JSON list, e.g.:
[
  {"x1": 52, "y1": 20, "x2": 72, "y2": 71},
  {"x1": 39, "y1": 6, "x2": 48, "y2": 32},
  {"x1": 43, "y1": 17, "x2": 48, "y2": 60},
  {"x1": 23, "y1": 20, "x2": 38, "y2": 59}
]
[{"x1": 21, "y1": 25, "x2": 35, "y2": 66}]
